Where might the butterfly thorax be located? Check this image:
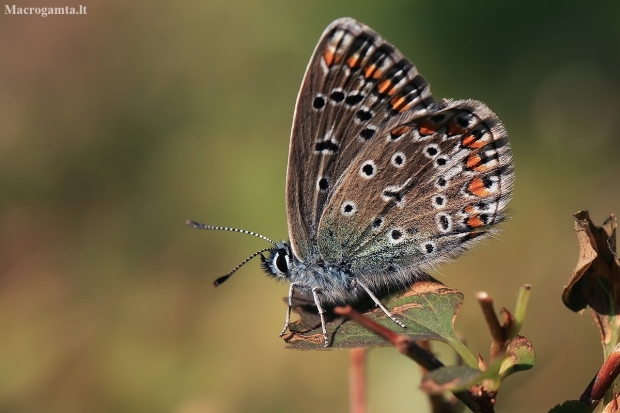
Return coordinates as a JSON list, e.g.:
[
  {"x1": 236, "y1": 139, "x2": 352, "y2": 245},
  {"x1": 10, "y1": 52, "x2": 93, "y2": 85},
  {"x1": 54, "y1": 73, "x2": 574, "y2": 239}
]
[{"x1": 261, "y1": 241, "x2": 370, "y2": 305}]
